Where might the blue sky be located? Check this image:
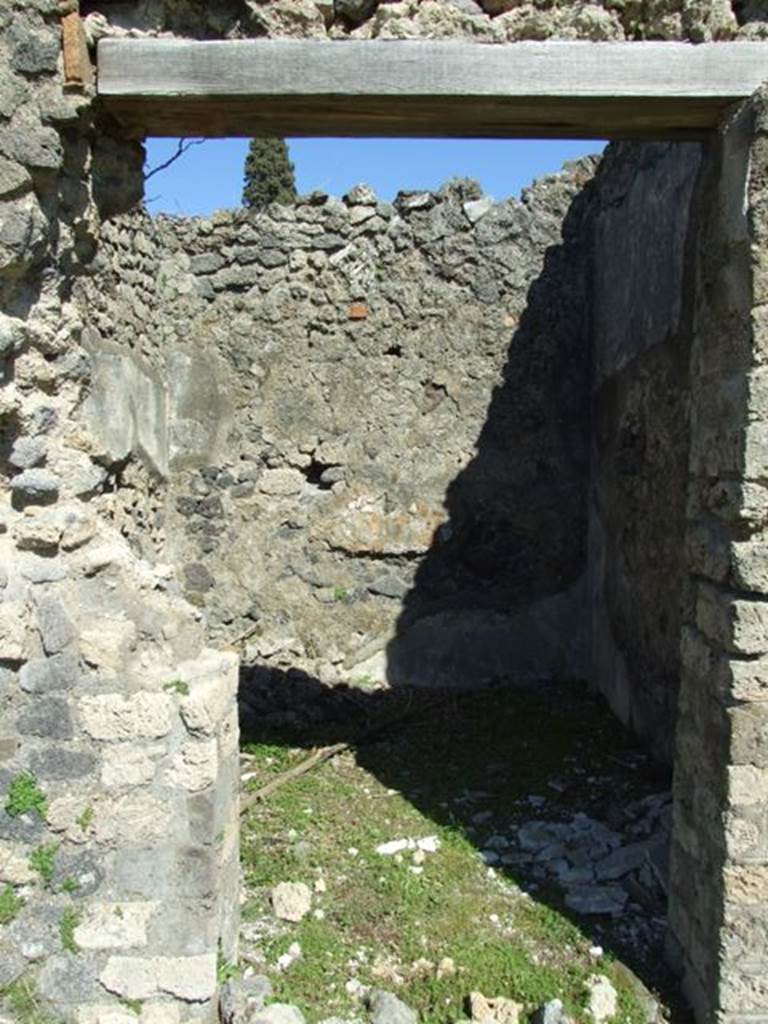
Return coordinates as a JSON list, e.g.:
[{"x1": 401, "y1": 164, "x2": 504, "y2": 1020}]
[{"x1": 144, "y1": 137, "x2": 606, "y2": 216}]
